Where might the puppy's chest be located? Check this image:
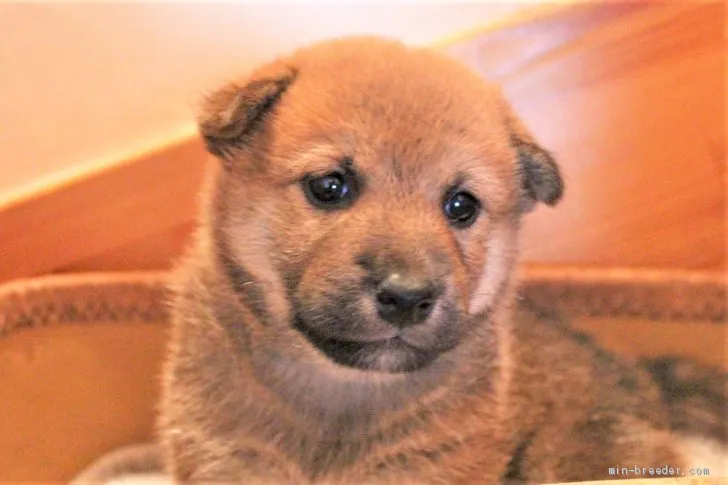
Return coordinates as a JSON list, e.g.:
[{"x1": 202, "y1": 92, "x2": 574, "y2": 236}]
[
  {"x1": 254, "y1": 444, "x2": 506, "y2": 485},
  {"x1": 247, "y1": 410, "x2": 510, "y2": 485}
]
